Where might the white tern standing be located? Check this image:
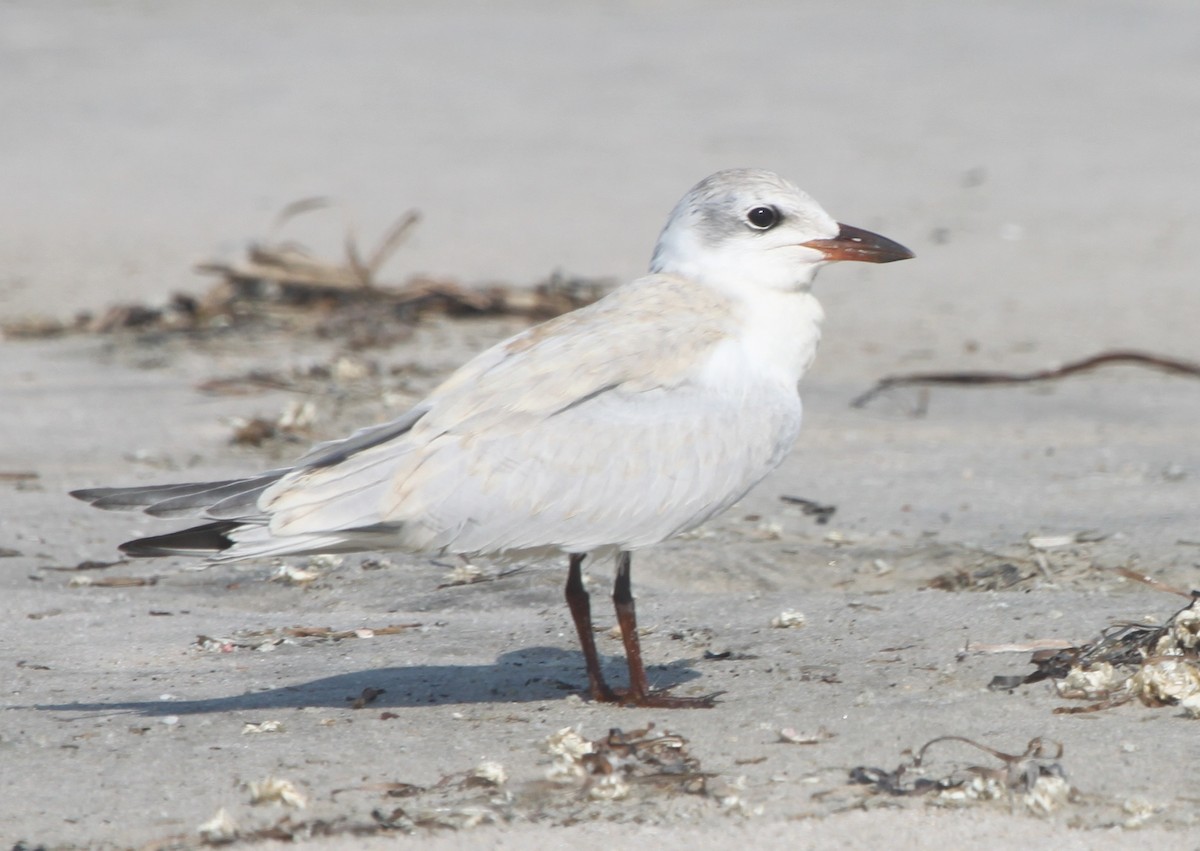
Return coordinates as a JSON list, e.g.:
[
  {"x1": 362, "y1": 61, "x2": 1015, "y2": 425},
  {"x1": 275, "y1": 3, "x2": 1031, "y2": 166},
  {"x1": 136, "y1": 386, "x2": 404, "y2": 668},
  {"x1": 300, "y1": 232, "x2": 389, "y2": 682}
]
[{"x1": 74, "y1": 169, "x2": 913, "y2": 707}]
